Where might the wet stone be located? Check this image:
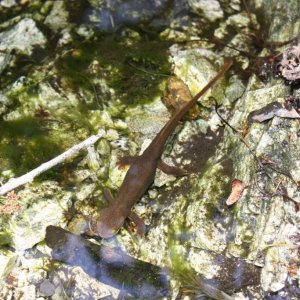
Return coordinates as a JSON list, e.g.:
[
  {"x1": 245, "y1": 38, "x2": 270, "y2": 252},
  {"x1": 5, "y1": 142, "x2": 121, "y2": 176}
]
[
  {"x1": 44, "y1": 0, "x2": 69, "y2": 32},
  {"x1": 188, "y1": 0, "x2": 224, "y2": 22},
  {"x1": 0, "y1": 18, "x2": 46, "y2": 56},
  {"x1": 38, "y1": 279, "x2": 56, "y2": 297},
  {"x1": 0, "y1": 0, "x2": 16, "y2": 8}
]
